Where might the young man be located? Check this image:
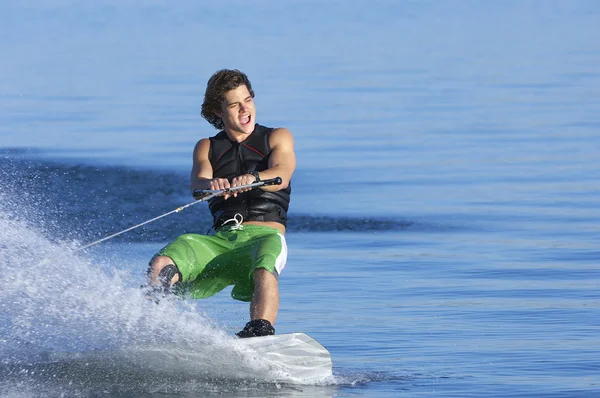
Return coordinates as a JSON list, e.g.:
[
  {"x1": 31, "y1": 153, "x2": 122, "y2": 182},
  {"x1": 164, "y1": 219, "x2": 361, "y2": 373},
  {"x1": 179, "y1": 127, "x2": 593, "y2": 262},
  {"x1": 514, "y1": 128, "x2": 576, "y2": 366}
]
[{"x1": 147, "y1": 69, "x2": 296, "y2": 338}]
